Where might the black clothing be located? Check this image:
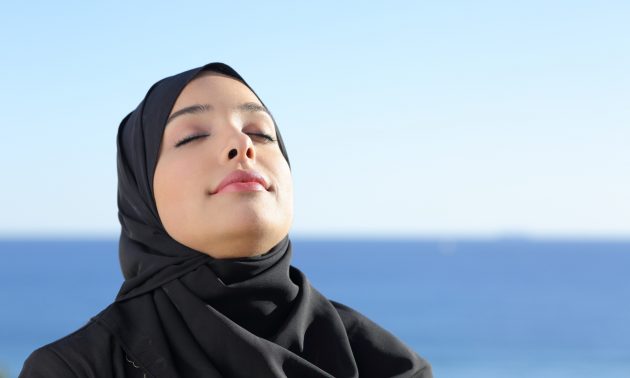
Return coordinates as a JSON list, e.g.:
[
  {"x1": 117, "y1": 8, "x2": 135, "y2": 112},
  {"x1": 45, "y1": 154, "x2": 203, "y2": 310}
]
[
  {"x1": 20, "y1": 268, "x2": 432, "y2": 377},
  {"x1": 19, "y1": 63, "x2": 433, "y2": 378}
]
